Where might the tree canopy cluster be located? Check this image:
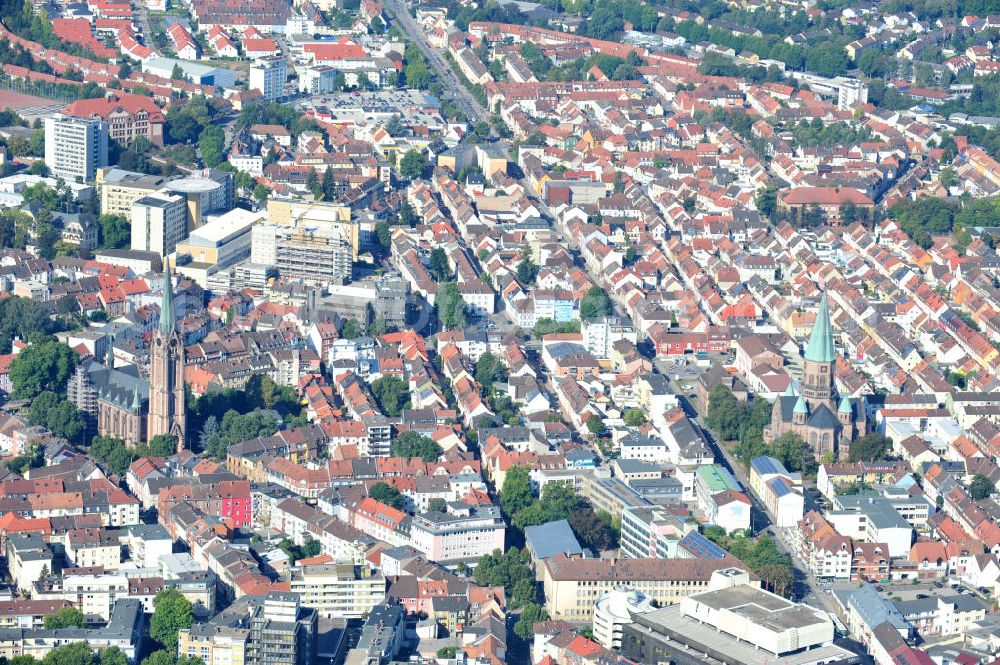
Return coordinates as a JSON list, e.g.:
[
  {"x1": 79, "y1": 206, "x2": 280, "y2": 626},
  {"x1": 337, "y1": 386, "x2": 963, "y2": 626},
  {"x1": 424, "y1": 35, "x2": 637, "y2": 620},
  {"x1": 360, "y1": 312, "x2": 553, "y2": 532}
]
[
  {"x1": 368, "y1": 481, "x2": 405, "y2": 510},
  {"x1": 390, "y1": 431, "x2": 443, "y2": 461},
  {"x1": 371, "y1": 375, "x2": 410, "y2": 418},
  {"x1": 473, "y1": 547, "x2": 536, "y2": 608},
  {"x1": 277, "y1": 537, "x2": 322, "y2": 563},
  {"x1": 706, "y1": 385, "x2": 818, "y2": 476},
  {"x1": 703, "y1": 525, "x2": 795, "y2": 597},
  {"x1": 888, "y1": 197, "x2": 1000, "y2": 250},
  {"x1": 149, "y1": 588, "x2": 194, "y2": 649},
  {"x1": 198, "y1": 409, "x2": 282, "y2": 460}
]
